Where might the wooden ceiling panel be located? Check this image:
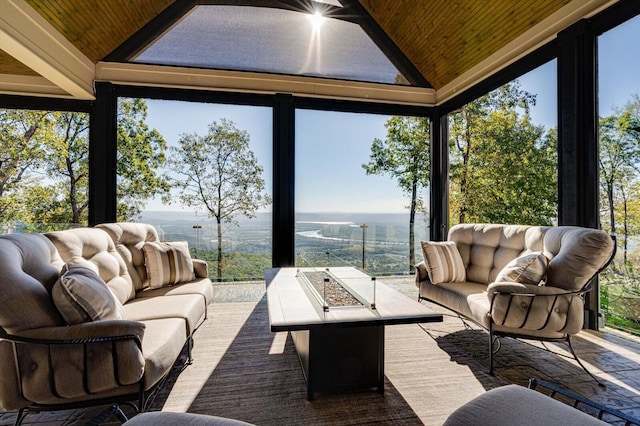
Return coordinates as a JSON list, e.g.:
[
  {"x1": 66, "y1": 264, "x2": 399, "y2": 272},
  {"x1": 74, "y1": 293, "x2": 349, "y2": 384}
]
[
  {"x1": 359, "y1": 0, "x2": 572, "y2": 89},
  {"x1": 0, "y1": 52, "x2": 39, "y2": 76},
  {"x1": 24, "y1": 0, "x2": 175, "y2": 63}
]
